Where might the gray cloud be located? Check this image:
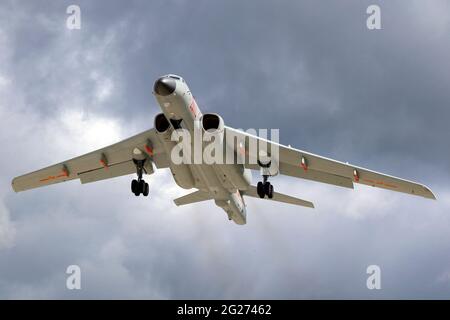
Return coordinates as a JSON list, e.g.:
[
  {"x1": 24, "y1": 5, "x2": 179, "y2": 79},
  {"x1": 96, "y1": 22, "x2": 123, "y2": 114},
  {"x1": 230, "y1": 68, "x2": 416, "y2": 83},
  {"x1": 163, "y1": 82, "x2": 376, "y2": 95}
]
[{"x1": 1, "y1": 0, "x2": 450, "y2": 299}]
